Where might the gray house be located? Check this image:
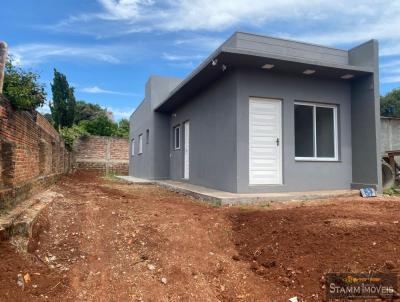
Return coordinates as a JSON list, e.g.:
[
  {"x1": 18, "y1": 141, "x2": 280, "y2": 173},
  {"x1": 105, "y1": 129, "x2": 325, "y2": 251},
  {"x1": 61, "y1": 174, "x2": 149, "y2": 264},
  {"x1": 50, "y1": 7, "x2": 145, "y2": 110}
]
[{"x1": 129, "y1": 32, "x2": 381, "y2": 194}]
